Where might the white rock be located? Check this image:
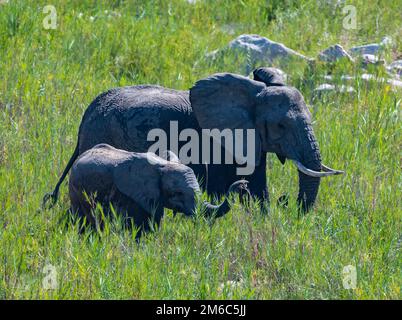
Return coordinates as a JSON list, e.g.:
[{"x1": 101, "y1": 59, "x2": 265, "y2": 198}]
[
  {"x1": 108, "y1": 11, "x2": 121, "y2": 18},
  {"x1": 387, "y1": 78, "x2": 402, "y2": 88},
  {"x1": 227, "y1": 34, "x2": 312, "y2": 64},
  {"x1": 341, "y1": 75, "x2": 354, "y2": 81},
  {"x1": 350, "y1": 44, "x2": 382, "y2": 56},
  {"x1": 360, "y1": 54, "x2": 385, "y2": 66},
  {"x1": 339, "y1": 85, "x2": 356, "y2": 93},
  {"x1": 204, "y1": 34, "x2": 313, "y2": 74},
  {"x1": 315, "y1": 83, "x2": 335, "y2": 91},
  {"x1": 312, "y1": 83, "x2": 355, "y2": 101},
  {"x1": 314, "y1": 83, "x2": 355, "y2": 93},
  {"x1": 322, "y1": 72, "x2": 401, "y2": 89},
  {"x1": 361, "y1": 73, "x2": 376, "y2": 81},
  {"x1": 318, "y1": 44, "x2": 354, "y2": 63},
  {"x1": 323, "y1": 74, "x2": 354, "y2": 82},
  {"x1": 387, "y1": 60, "x2": 402, "y2": 78},
  {"x1": 381, "y1": 36, "x2": 393, "y2": 46},
  {"x1": 349, "y1": 37, "x2": 392, "y2": 56},
  {"x1": 217, "y1": 280, "x2": 244, "y2": 295},
  {"x1": 361, "y1": 74, "x2": 402, "y2": 88}
]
